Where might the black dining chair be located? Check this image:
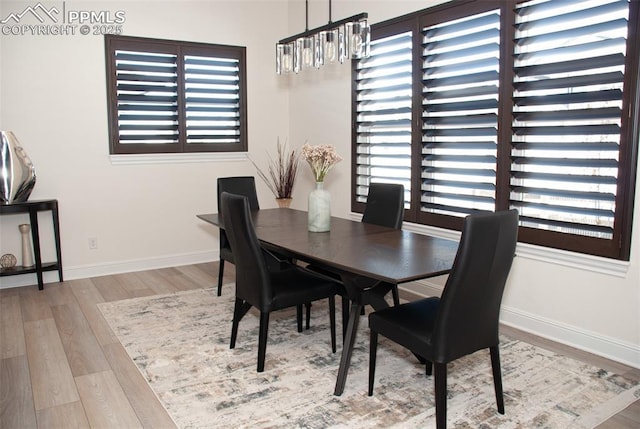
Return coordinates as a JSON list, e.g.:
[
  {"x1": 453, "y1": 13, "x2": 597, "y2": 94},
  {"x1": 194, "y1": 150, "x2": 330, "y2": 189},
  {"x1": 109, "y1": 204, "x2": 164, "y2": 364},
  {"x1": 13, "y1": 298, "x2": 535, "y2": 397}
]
[
  {"x1": 217, "y1": 176, "x2": 310, "y2": 332},
  {"x1": 218, "y1": 176, "x2": 311, "y2": 332},
  {"x1": 368, "y1": 209, "x2": 519, "y2": 429},
  {"x1": 216, "y1": 176, "x2": 260, "y2": 297},
  {"x1": 361, "y1": 183, "x2": 404, "y2": 306},
  {"x1": 221, "y1": 192, "x2": 340, "y2": 372},
  {"x1": 361, "y1": 183, "x2": 404, "y2": 230}
]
